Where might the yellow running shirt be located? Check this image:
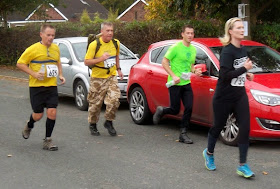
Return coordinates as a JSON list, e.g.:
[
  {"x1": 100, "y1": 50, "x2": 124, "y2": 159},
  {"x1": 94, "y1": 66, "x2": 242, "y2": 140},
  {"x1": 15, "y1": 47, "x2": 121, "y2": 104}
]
[
  {"x1": 85, "y1": 38, "x2": 120, "y2": 78},
  {"x1": 17, "y1": 42, "x2": 60, "y2": 87}
]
